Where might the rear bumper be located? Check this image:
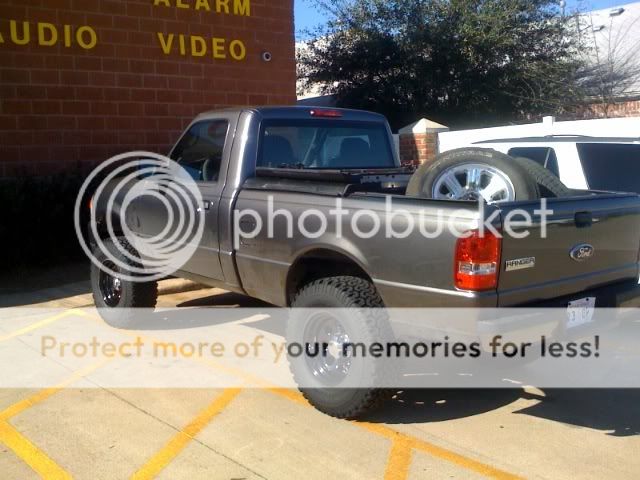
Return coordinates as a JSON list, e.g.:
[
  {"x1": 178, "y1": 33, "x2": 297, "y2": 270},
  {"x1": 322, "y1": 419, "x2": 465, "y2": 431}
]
[
  {"x1": 391, "y1": 280, "x2": 640, "y2": 346},
  {"x1": 476, "y1": 280, "x2": 640, "y2": 346},
  {"x1": 513, "y1": 279, "x2": 640, "y2": 308}
]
